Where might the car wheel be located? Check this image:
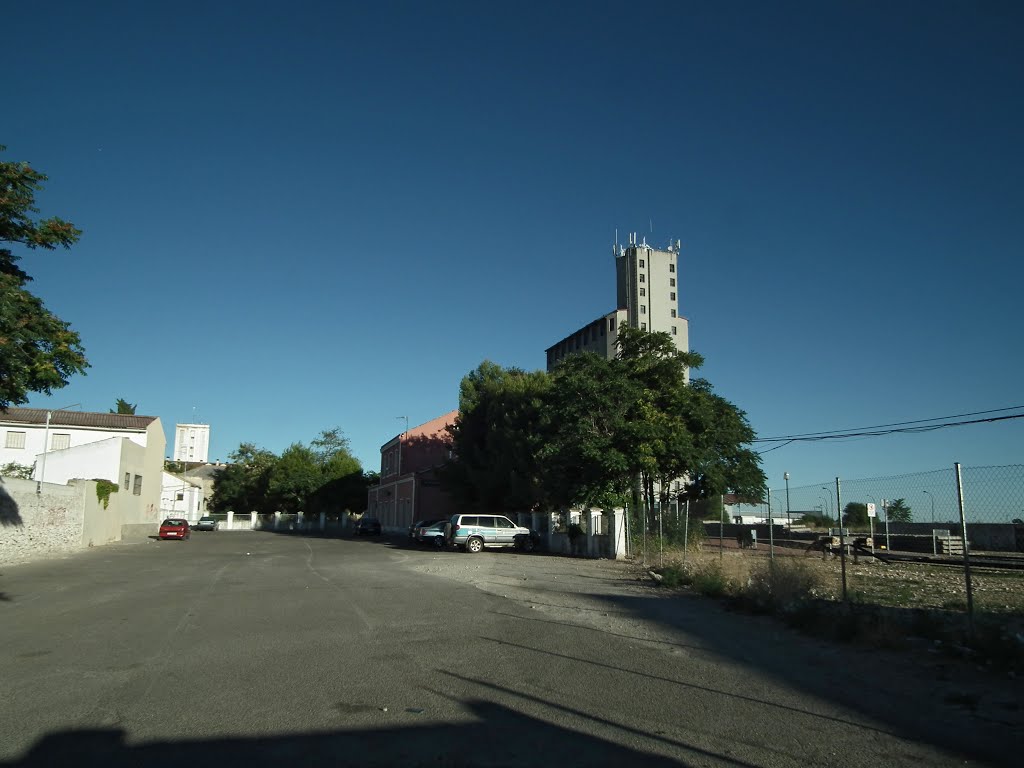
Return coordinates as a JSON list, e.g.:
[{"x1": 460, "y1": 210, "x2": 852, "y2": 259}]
[
  {"x1": 433, "y1": 536, "x2": 445, "y2": 549},
  {"x1": 466, "y1": 537, "x2": 484, "y2": 554}
]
